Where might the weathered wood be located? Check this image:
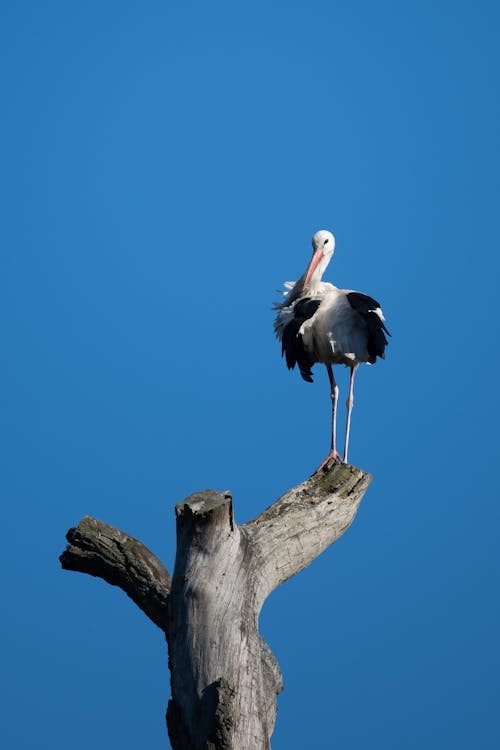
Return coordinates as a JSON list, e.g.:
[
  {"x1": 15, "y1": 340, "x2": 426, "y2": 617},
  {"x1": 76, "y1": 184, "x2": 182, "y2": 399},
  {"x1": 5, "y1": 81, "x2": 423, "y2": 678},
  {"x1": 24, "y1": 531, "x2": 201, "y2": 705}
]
[
  {"x1": 247, "y1": 463, "x2": 372, "y2": 601},
  {"x1": 60, "y1": 462, "x2": 372, "y2": 749},
  {"x1": 166, "y1": 490, "x2": 283, "y2": 749},
  {"x1": 60, "y1": 516, "x2": 171, "y2": 631}
]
